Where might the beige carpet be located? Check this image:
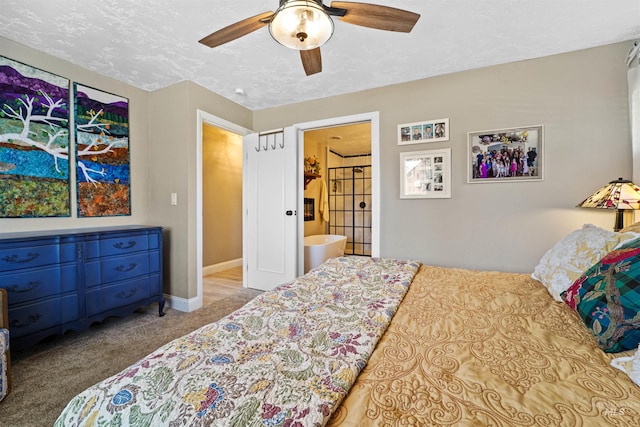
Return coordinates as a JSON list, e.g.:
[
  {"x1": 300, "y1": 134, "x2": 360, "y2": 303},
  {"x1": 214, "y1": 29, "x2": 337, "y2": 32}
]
[{"x1": 0, "y1": 288, "x2": 262, "y2": 427}]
